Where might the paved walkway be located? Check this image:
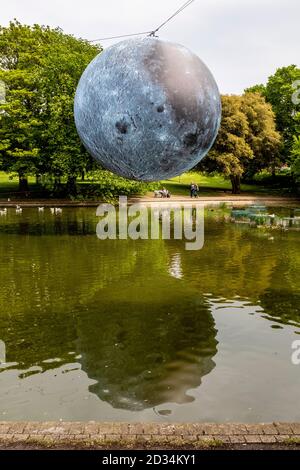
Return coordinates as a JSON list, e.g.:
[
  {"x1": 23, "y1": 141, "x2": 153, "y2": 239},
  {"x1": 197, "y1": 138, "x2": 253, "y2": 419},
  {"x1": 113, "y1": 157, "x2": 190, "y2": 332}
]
[
  {"x1": 0, "y1": 195, "x2": 299, "y2": 208},
  {"x1": 0, "y1": 422, "x2": 299, "y2": 449}
]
